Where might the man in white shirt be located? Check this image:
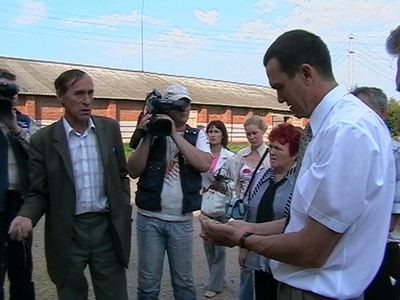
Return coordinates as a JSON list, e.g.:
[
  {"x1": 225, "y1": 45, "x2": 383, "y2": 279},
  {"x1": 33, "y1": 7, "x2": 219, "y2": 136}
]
[
  {"x1": 200, "y1": 30, "x2": 395, "y2": 299},
  {"x1": 353, "y1": 86, "x2": 400, "y2": 299},
  {"x1": 128, "y1": 84, "x2": 212, "y2": 300}
]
